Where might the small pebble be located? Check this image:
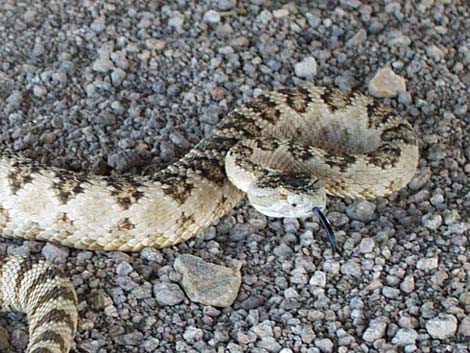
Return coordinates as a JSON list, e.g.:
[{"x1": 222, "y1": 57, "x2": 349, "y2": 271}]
[
  {"x1": 358, "y1": 238, "x2": 375, "y2": 253},
  {"x1": 315, "y1": 338, "x2": 334, "y2": 353},
  {"x1": 294, "y1": 57, "x2": 318, "y2": 79},
  {"x1": 416, "y1": 257, "x2": 439, "y2": 270},
  {"x1": 346, "y1": 200, "x2": 376, "y2": 222},
  {"x1": 203, "y1": 10, "x2": 221, "y2": 24},
  {"x1": 392, "y1": 328, "x2": 418, "y2": 346},
  {"x1": 363, "y1": 318, "x2": 387, "y2": 342},
  {"x1": 153, "y1": 283, "x2": 185, "y2": 306}
]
